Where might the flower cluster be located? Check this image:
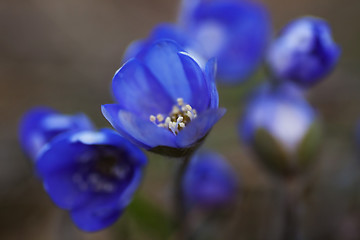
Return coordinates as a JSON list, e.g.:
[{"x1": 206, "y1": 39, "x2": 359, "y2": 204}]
[
  {"x1": 239, "y1": 16, "x2": 339, "y2": 176},
  {"x1": 18, "y1": 0, "x2": 341, "y2": 235}
]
